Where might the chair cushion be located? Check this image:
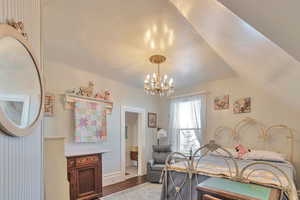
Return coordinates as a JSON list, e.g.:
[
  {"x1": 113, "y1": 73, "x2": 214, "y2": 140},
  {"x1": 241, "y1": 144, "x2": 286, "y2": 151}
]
[
  {"x1": 153, "y1": 152, "x2": 170, "y2": 164},
  {"x1": 150, "y1": 164, "x2": 165, "y2": 171},
  {"x1": 153, "y1": 145, "x2": 171, "y2": 152}
]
